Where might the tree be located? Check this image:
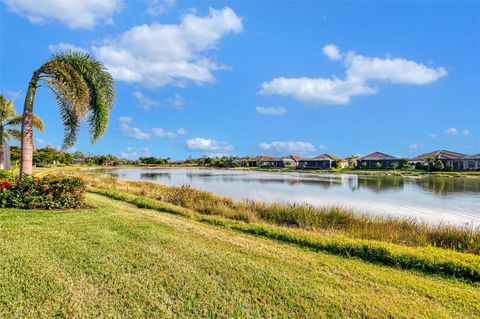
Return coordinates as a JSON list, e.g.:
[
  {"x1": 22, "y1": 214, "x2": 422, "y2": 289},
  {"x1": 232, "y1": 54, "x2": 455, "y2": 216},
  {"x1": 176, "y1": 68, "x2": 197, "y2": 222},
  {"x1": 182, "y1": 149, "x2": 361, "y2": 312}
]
[
  {"x1": 403, "y1": 162, "x2": 413, "y2": 170},
  {"x1": 20, "y1": 51, "x2": 115, "y2": 176},
  {"x1": 332, "y1": 159, "x2": 342, "y2": 169},
  {"x1": 434, "y1": 160, "x2": 445, "y2": 171},
  {"x1": 348, "y1": 155, "x2": 360, "y2": 168},
  {"x1": 10, "y1": 146, "x2": 20, "y2": 166},
  {"x1": 375, "y1": 162, "x2": 382, "y2": 170},
  {"x1": 424, "y1": 156, "x2": 435, "y2": 172},
  {"x1": 0, "y1": 93, "x2": 43, "y2": 169},
  {"x1": 360, "y1": 161, "x2": 367, "y2": 170},
  {"x1": 390, "y1": 162, "x2": 399, "y2": 171},
  {"x1": 33, "y1": 147, "x2": 57, "y2": 165}
]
